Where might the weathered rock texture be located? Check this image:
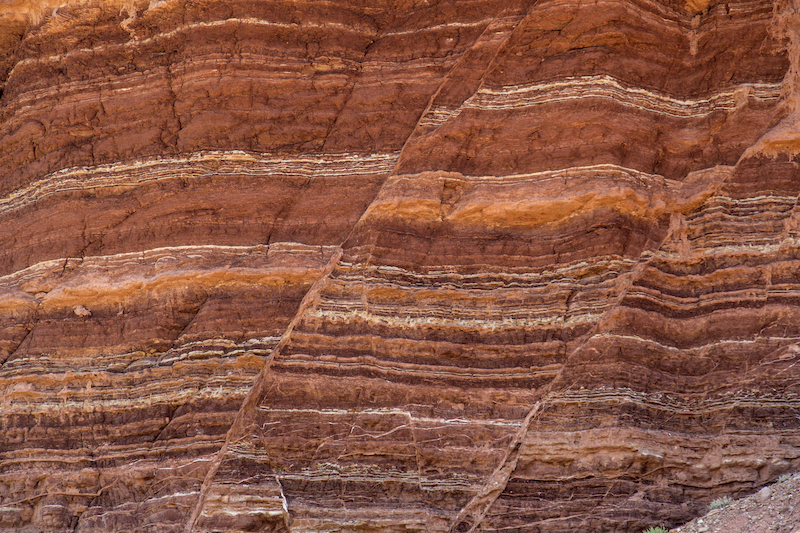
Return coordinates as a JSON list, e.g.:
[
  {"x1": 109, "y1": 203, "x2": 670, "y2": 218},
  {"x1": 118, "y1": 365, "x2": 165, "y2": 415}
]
[{"x1": 2, "y1": 0, "x2": 800, "y2": 531}]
